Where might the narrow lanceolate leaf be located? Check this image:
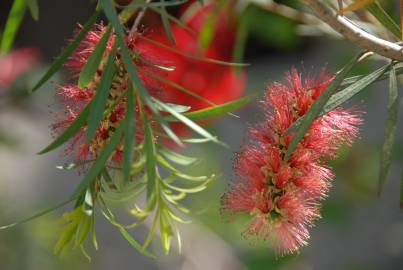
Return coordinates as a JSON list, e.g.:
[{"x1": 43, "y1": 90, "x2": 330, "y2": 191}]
[
  {"x1": 85, "y1": 45, "x2": 117, "y2": 142},
  {"x1": 160, "y1": 211, "x2": 173, "y2": 254},
  {"x1": 367, "y1": 2, "x2": 401, "y2": 39},
  {"x1": 38, "y1": 102, "x2": 92, "y2": 154},
  {"x1": 341, "y1": 63, "x2": 403, "y2": 87},
  {"x1": 99, "y1": 198, "x2": 155, "y2": 258},
  {"x1": 123, "y1": 84, "x2": 136, "y2": 185},
  {"x1": 401, "y1": 0, "x2": 403, "y2": 40},
  {"x1": 79, "y1": 26, "x2": 112, "y2": 88},
  {"x1": 31, "y1": 10, "x2": 101, "y2": 92},
  {"x1": 101, "y1": 0, "x2": 152, "y2": 102},
  {"x1": 26, "y1": 0, "x2": 39, "y2": 20},
  {"x1": 154, "y1": 99, "x2": 220, "y2": 144},
  {"x1": 159, "y1": 1, "x2": 176, "y2": 45},
  {"x1": 198, "y1": 9, "x2": 216, "y2": 49},
  {"x1": 72, "y1": 120, "x2": 125, "y2": 198},
  {"x1": 0, "y1": 197, "x2": 76, "y2": 230},
  {"x1": 143, "y1": 114, "x2": 157, "y2": 199},
  {"x1": 232, "y1": 13, "x2": 249, "y2": 72},
  {"x1": 159, "y1": 146, "x2": 197, "y2": 166},
  {"x1": 379, "y1": 65, "x2": 398, "y2": 196},
  {"x1": 166, "y1": 95, "x2": 256, "y2": 122},
  {"x1": 284, "y1": 54, "x2": 360, "y2": 160},
  {"x1": 400, "y1": 168, "x2": 403, "y2": 209},
  {"x1": 117, "y1": 0, "x2": 188, "y2": 8},
  {"x1": 0, "y1": 0, "x2": 26, "y2": 54},
  {"x1": 321, "y1": 64, "x2": 390, "y2": 115},
  {"x1": 137, "y1": 35, "x2": 249, "y2": 67}
]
